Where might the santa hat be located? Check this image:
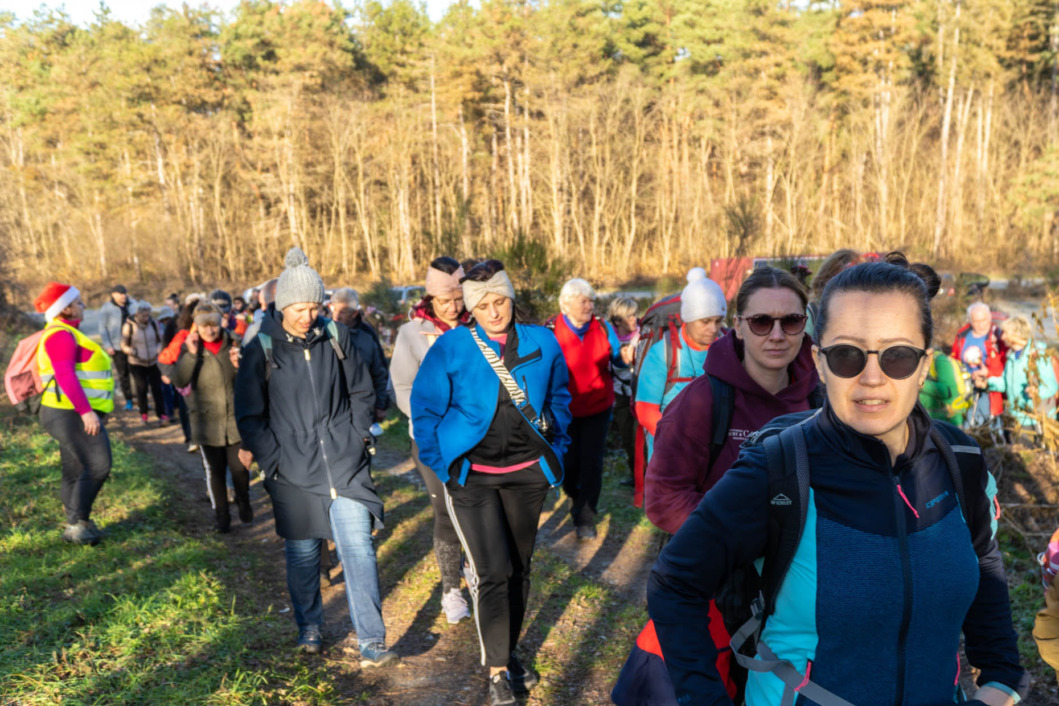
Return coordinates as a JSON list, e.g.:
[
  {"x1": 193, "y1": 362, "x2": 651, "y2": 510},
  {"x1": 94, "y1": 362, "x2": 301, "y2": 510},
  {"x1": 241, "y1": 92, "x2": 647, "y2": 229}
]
[{"x1": 34, "y1": 282, "x2": 81, "y2": 322}]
